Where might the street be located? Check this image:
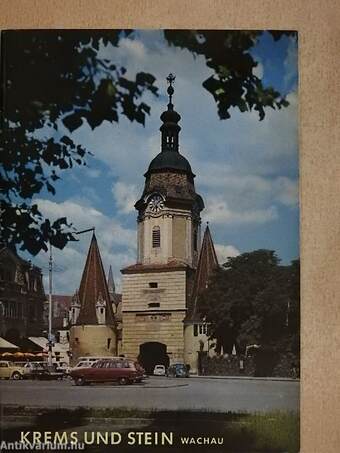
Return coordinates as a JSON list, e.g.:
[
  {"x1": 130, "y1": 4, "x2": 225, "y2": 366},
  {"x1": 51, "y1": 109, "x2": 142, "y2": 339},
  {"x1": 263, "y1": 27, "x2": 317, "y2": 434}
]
[{"x1": 0, "y1": 376, "x2": 299, "y2": 412}]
